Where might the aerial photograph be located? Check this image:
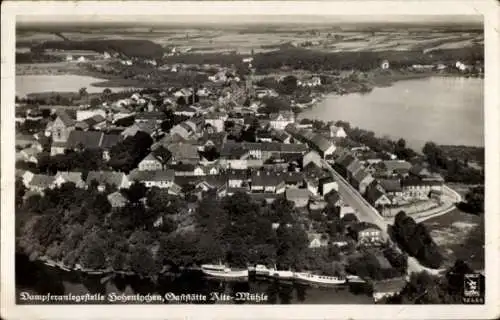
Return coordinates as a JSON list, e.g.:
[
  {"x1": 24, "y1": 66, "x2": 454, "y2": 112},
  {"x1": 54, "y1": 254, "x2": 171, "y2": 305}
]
[{"x1": 14, "y1": 14, "x2": 485, "y2": 305}]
